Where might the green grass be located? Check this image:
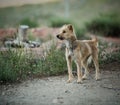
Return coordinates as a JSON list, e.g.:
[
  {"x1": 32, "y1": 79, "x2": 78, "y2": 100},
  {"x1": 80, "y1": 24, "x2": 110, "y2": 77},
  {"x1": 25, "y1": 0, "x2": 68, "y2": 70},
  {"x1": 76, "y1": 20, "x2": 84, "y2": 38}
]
[
  {"x1": 49, "y1": 16, "x2": 86, "y2": 39},
  {"x1": 86, "y1": 13, "x2": 120, "y2": 37},
  {"x1": 0, "y1": 49, "x2": 29, "y2": 82},
  {"x1": 36, "y1": 47, "x2": 67, "y2": 76},
  {"x1": 0, "y1": 47, "x2": 67, "y2": 83},
  {"x1": 49, "y1": 16, "x2": 72, "y2": 27},
  {"x1": 20, "y1": 18, "x2": 38, "y2": 28},
  {"x1": 98, "y1": 40, "x2": 120, "y2": 65},
  {"x1": 0, "y1": 43, "x2": 120, "y2": 83}
]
